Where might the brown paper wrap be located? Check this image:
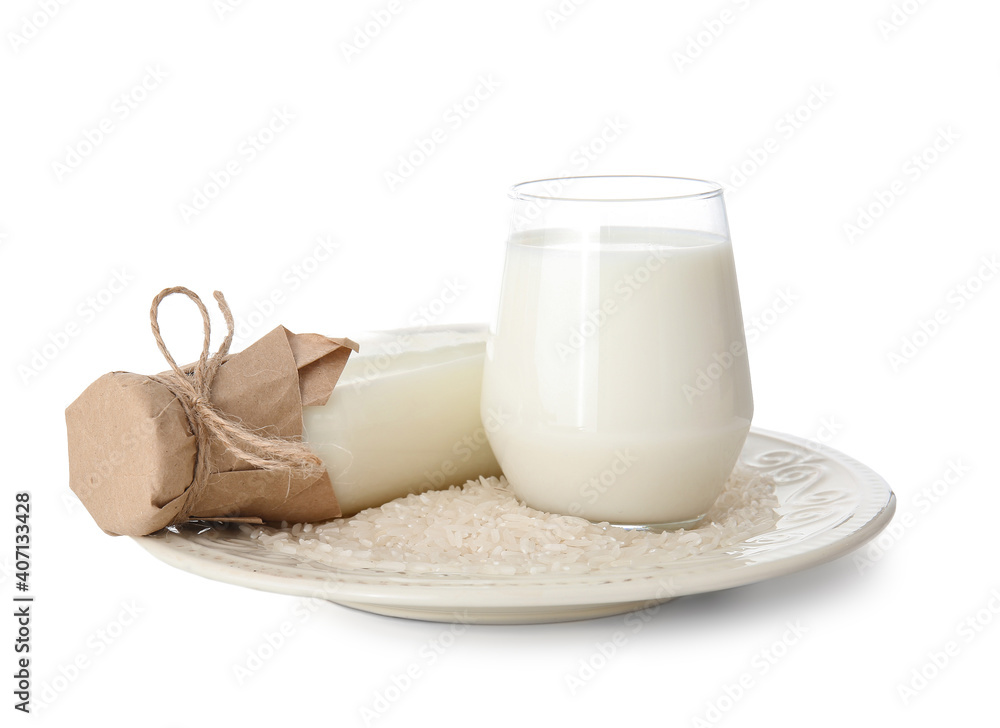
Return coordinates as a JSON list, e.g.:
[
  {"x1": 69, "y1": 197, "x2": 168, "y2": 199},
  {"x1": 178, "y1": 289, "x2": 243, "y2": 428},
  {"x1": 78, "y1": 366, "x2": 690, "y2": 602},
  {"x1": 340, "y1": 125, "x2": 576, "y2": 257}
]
[{"x1": 66, "y1": 289, "x2": 358, "y2": 537}]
